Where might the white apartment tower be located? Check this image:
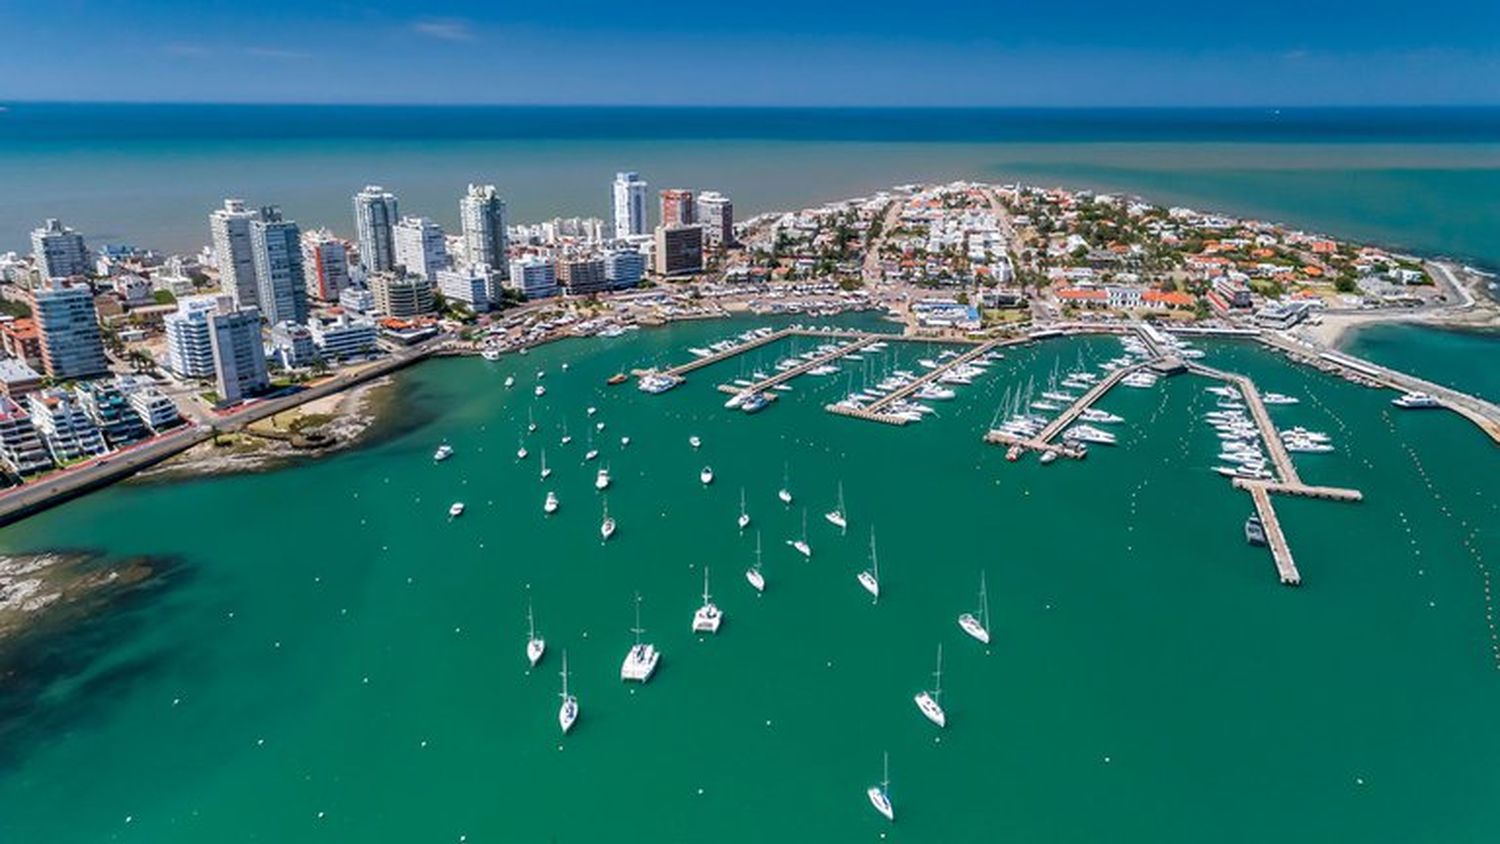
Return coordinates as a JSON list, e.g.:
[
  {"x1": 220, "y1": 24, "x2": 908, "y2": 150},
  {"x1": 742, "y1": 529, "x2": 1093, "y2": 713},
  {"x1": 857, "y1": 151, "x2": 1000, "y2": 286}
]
[
  {"x1": 209, "y1": 199, "x2": 262, "y2": 308},
  {"x1": 30, "y1": 218, "x2": 91, "y2": 282},
  {"x1": 459, "y1": 184, "x2": 509, "y2": 273},
  {"x1": 352, "y1": 185, "x2": 400, "y2": 273},
  {"x1": 612, "y1": 171, "x2": 649, "y2": 240},
  {"x1": 393, "y1": 216, "x2": 449, "y2": 282},
  {"x1": 249, "y1": 207, "x2": 309, "y2": 326}
]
